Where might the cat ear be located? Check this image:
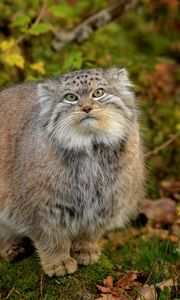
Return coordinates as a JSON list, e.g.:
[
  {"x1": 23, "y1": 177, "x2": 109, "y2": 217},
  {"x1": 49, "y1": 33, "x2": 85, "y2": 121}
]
[
  {"x1": 37, "y1": 80, "x2": 56, "y2": 117},
  {"x1": 37, "y1": 80, "x2": 56, "y2": 103},
  {"x1": 104, "y1": 68, "x2": 135, "y2": 107},
  {"x1": 105, "y1": 67, "x2": 133, "y2": 88}
]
